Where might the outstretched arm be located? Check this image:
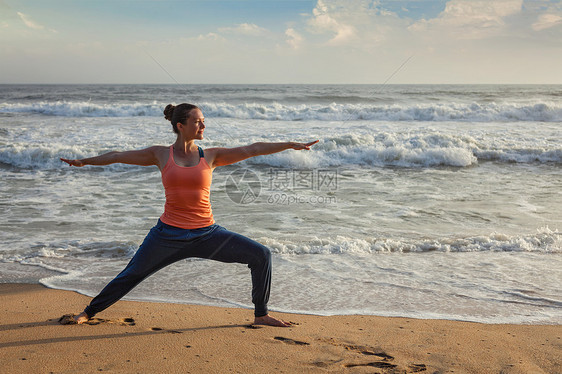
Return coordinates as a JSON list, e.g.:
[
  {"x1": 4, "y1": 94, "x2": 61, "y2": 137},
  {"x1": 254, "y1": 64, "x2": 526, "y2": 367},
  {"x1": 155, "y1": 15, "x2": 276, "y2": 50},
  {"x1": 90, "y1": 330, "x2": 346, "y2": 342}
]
[
  {"x1": 208, "y1": 140, "x2": 319, "y2": 168},
  {"x1": 60, "y1": 146, "x2": 162, "y2": 168}
]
